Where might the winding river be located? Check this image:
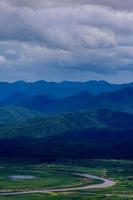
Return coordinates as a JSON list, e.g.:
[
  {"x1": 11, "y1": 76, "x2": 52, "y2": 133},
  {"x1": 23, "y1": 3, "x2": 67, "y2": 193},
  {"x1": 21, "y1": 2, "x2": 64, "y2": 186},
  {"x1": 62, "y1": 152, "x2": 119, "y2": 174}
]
[{"x1": 0, "y1": 173, "x2": 115, "y2": 196}]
